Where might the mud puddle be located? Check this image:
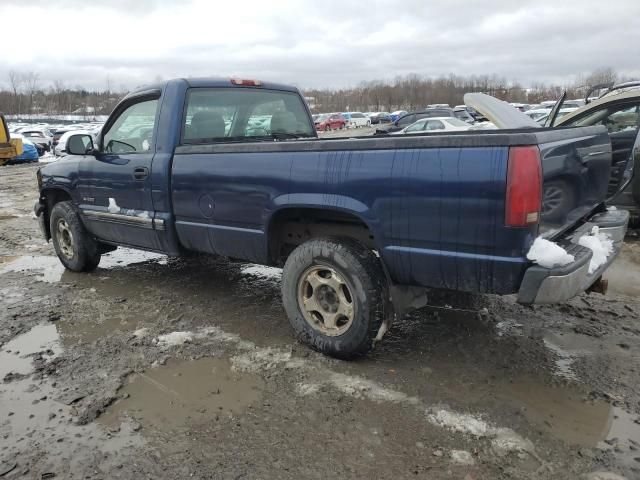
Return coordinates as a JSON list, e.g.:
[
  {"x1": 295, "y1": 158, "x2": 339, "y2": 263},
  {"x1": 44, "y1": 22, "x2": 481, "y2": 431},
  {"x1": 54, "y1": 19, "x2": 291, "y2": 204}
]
[
  {"x1": 100, "y1": 357, "x2": 264, "y2": 433},
  {"x1": 0, "y1": 325, "x2": 144, "y2": 476},
  {"x1": 0, "y1": 324, "x2": 62, "y2": 379},
  {"x1": 497, "y1": 378, "x2": 640, "y2": 470},
  {"x1": 1, "y1": 248, "x2": 168, "y2": 285}
]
